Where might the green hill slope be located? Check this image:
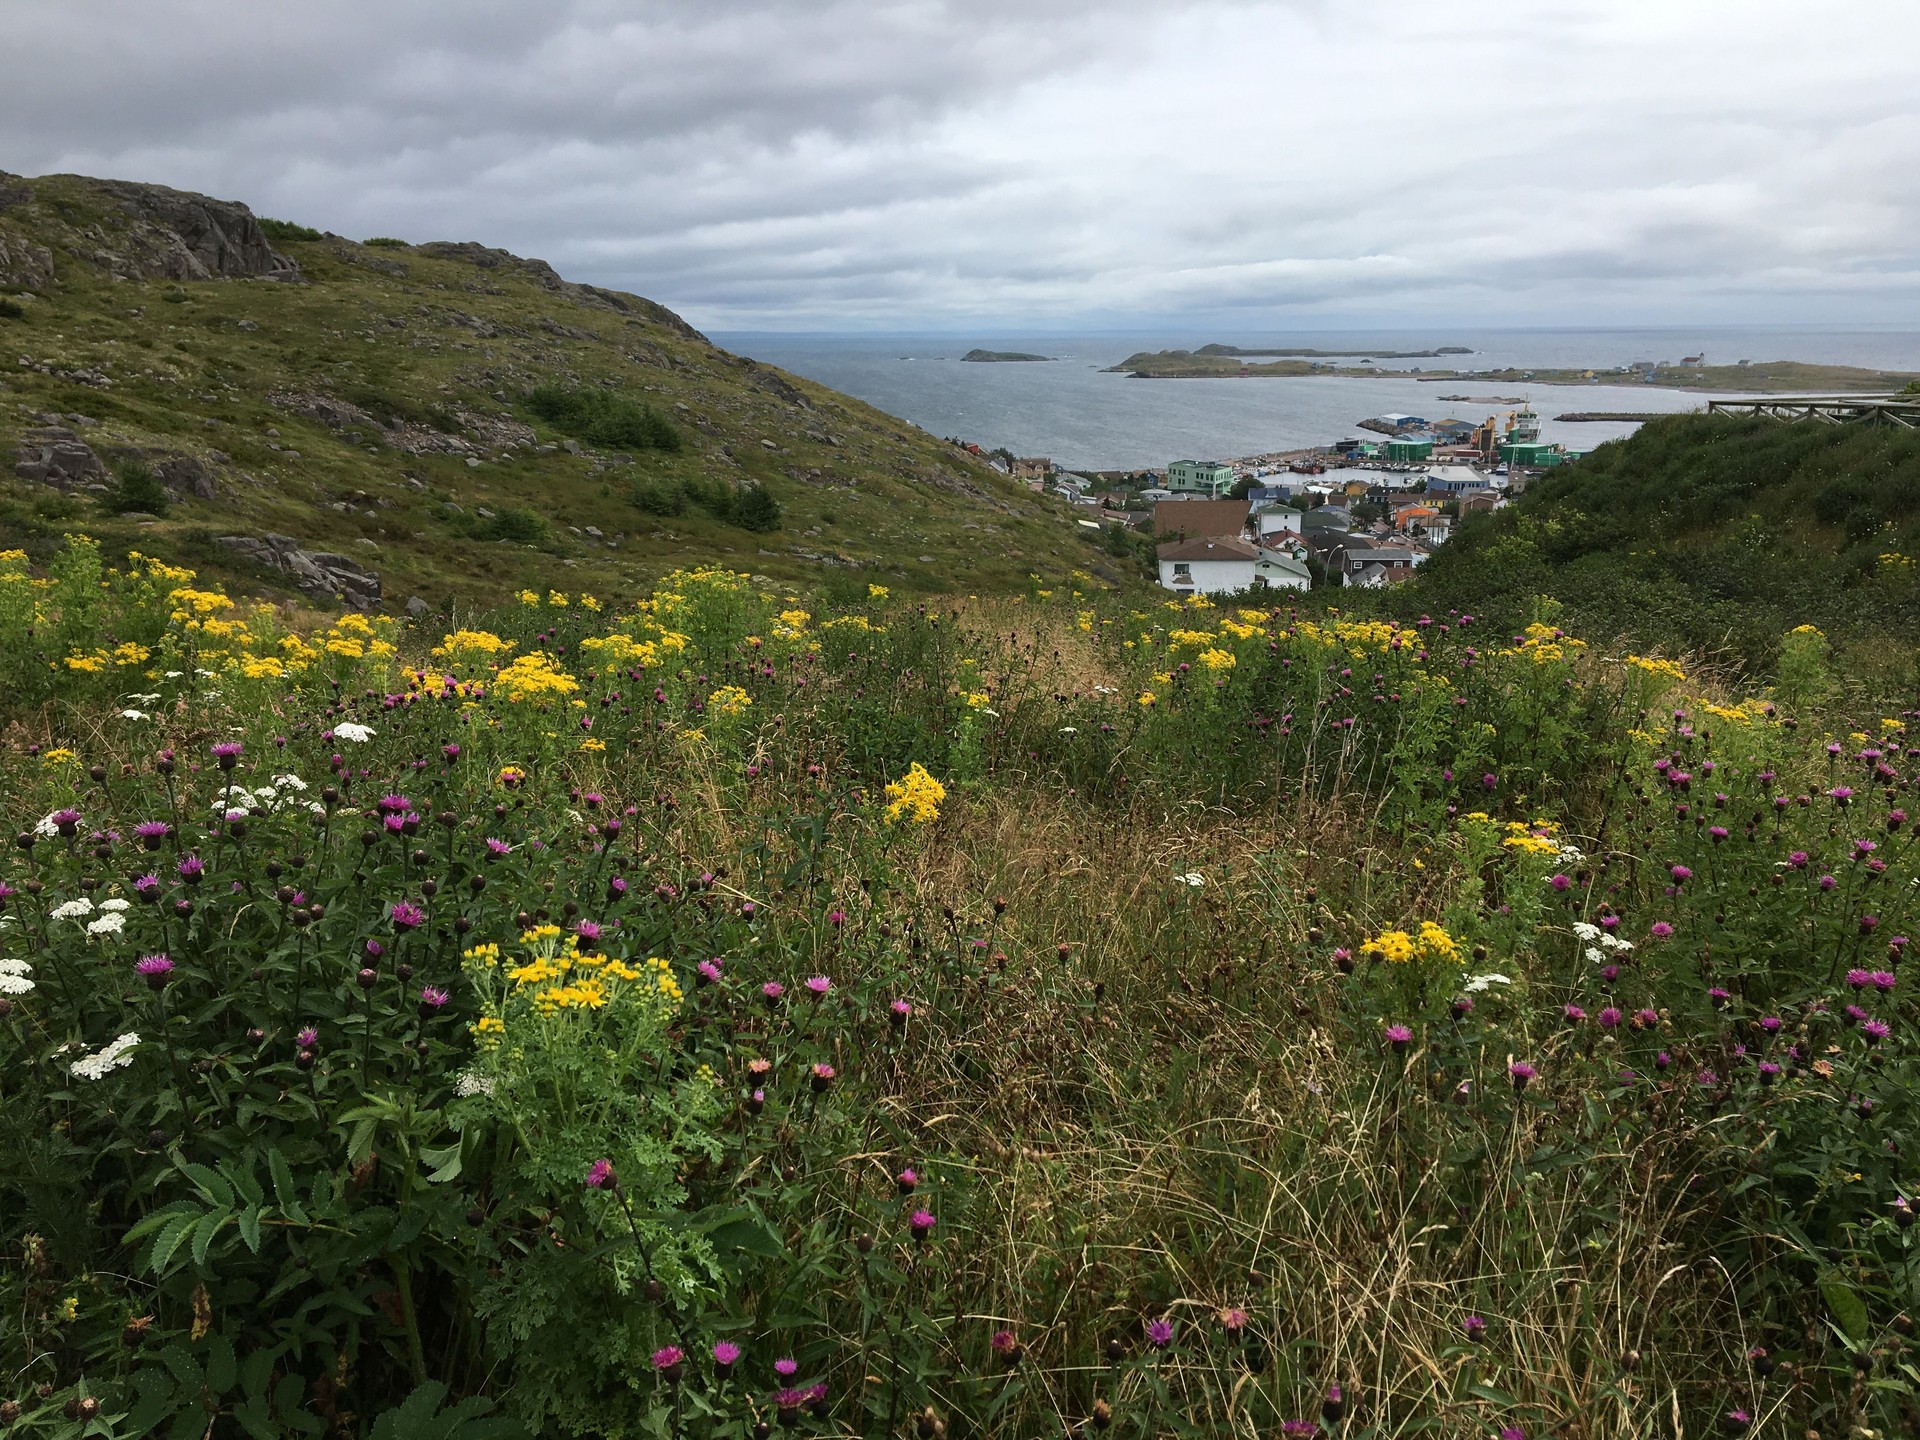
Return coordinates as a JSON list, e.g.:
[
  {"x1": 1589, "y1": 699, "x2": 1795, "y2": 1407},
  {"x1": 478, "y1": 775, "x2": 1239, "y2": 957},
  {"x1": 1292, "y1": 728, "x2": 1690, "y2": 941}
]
[
  {"x1": 1409, "y1": 413, "x2": 1920, "y2": 679},
  {"x1": 0, "y1": 171, "x2": 1101, "y2": 609}
]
